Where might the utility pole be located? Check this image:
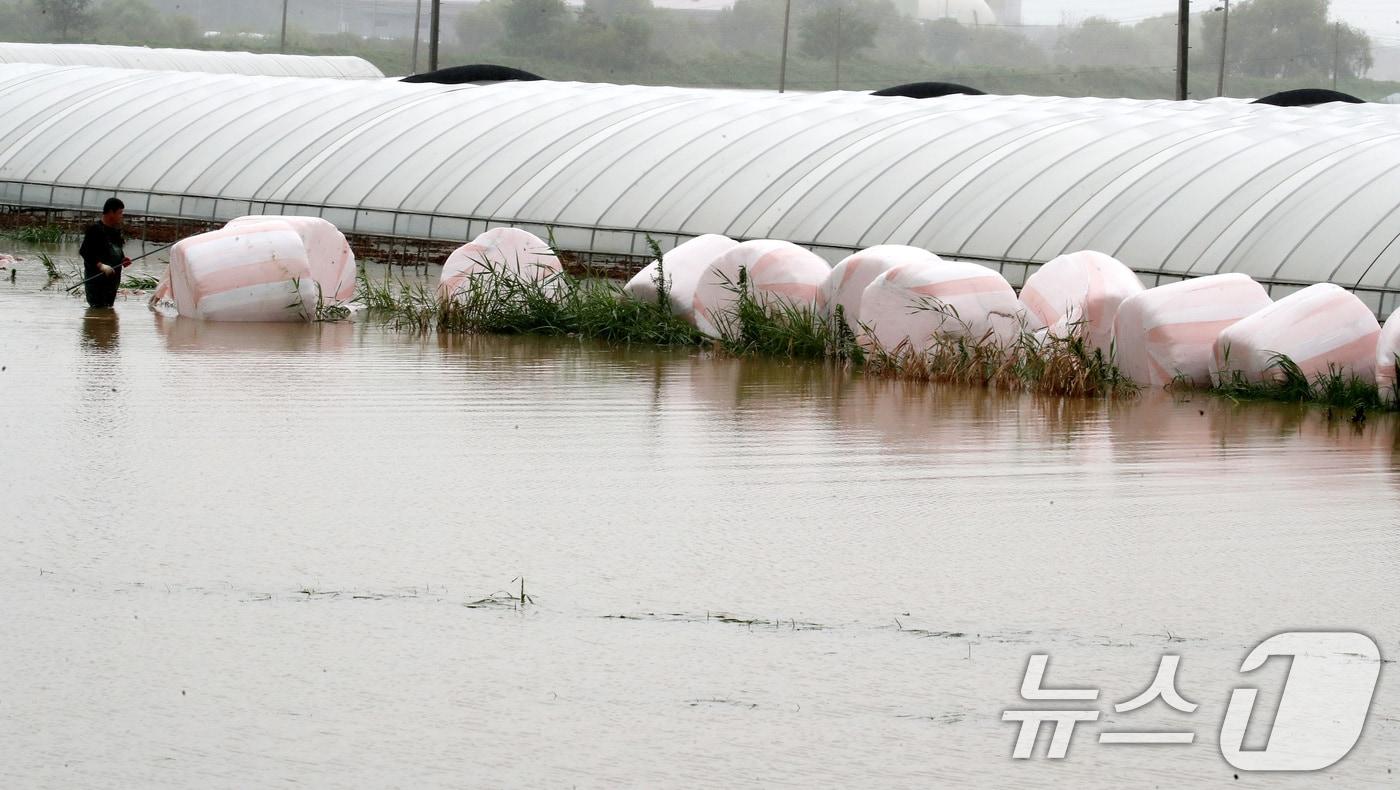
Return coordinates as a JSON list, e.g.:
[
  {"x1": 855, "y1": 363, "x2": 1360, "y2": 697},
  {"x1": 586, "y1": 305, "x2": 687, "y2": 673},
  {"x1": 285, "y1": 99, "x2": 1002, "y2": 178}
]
[
  {"x1": 778, "y1": 0, "x2": 792, "y2": 93},
  {"x1": 280, "y1": 0, "x2": 290, "y2": 53},
  {"x1": 1175, "y1": 0, "x2": 1189, "y2": 100},
  {"x1": 835, "y1": 5, "x2": 842, "y2": 90},
  {"x1": 1332, "y1": 21, "x2": 1341, "y2": 90},
  {"x1": 411, "y1": 0, "x2": 423, "y2": 74},
  {"x1": 429, "y1": 0, "x2": 442, "y2": 72},
  {"x1": 1216, "y1": 0, "x2": 1229, "y2": 97}
]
